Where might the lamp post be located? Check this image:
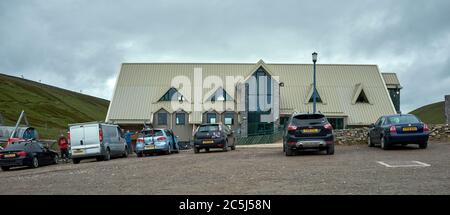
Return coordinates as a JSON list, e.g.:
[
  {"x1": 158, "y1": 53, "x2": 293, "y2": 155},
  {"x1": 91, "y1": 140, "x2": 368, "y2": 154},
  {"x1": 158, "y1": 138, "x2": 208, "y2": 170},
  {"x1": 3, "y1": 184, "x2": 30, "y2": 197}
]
[{"x1": 312, "y1": 52, "x2": 318, "y2": 113}]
